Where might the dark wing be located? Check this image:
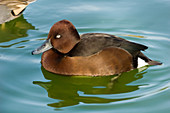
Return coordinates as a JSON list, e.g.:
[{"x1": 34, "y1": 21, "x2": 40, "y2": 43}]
[{"x1": 69, "y1": 33, "x2": 148, "y2": 57}]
